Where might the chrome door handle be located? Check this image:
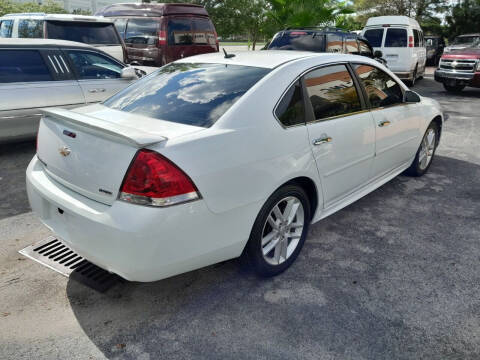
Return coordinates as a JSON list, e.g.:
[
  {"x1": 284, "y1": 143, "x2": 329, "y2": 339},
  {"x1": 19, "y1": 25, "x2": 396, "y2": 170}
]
[
  {"x1": 378, "y1": 120, "x2": 391, "y2": 127},
  {"x1": 88, "y1": 88, "x2": 106, "y2": 93},
  {"x1": 313, "y1": 136, "x2": 332, "y2": 146}
]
